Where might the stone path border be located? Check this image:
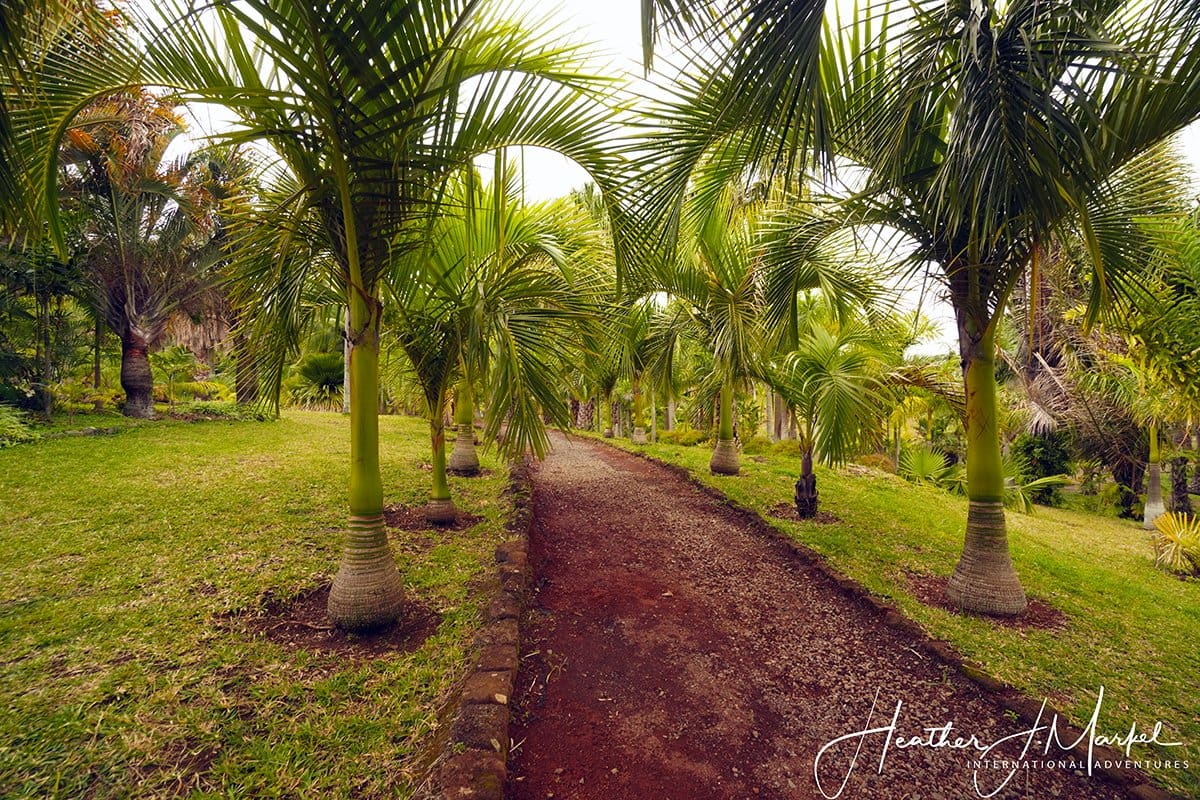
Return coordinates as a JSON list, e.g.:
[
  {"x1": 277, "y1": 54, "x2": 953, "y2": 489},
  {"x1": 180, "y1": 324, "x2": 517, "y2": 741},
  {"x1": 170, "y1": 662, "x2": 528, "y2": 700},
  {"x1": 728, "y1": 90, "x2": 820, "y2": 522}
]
[{"x1": 425, "y1": 459, "x2": 532, "y2": 800}]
